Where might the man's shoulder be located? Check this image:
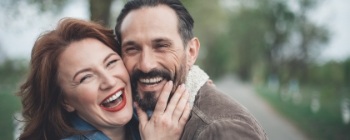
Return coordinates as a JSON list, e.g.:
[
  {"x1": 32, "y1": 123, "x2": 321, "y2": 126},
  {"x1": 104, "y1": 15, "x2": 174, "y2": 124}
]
[
  {"x1": 181, "y1": 82, "x2": 267, "y2": 140},
  {"x1": 194, "y1": 82, "x2": 251, "y2": 118}
]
